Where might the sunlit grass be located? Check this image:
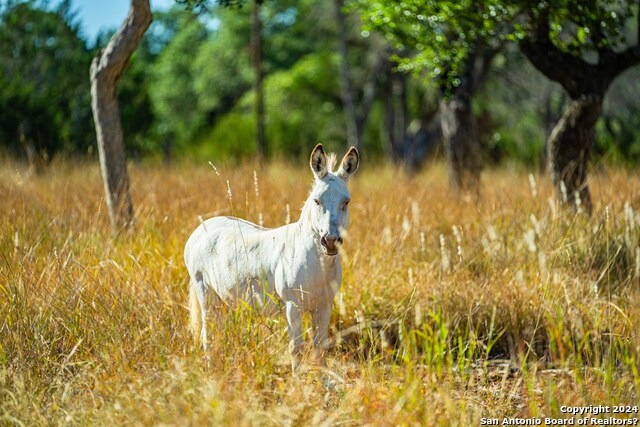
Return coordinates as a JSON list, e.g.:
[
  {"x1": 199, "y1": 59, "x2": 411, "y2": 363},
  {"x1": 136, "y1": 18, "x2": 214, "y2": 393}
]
[{"x1": 1, "y1": 158, "x2": 639, "y2": 425}]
